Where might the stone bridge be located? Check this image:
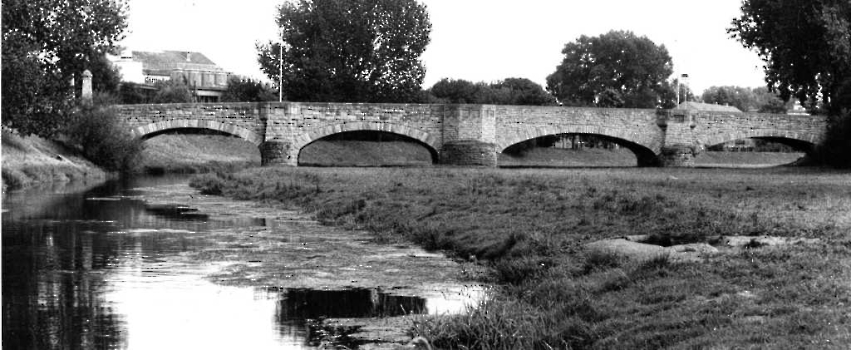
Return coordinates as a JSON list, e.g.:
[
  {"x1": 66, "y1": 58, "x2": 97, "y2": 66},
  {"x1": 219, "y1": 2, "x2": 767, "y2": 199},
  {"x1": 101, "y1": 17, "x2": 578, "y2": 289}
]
[{"x1": 115, "y1": 102, "x2": 828, "y2": 167}]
